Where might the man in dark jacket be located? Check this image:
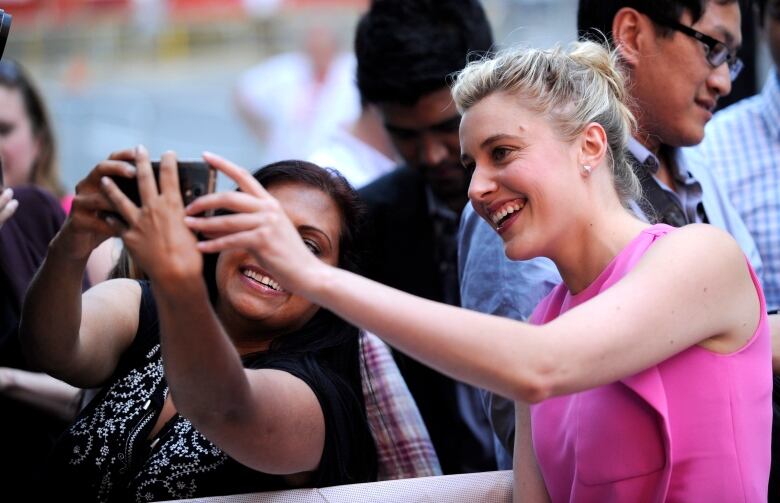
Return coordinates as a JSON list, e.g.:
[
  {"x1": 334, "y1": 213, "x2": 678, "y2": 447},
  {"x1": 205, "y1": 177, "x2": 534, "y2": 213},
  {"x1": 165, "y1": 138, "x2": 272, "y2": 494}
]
[{"x1": 355, "y1": 0, "x2": 496, "y2": 473}]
